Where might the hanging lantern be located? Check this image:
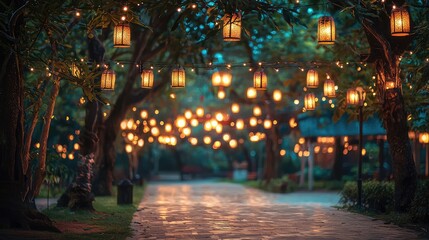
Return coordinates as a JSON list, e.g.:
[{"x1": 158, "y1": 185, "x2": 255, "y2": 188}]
[
  {"x1": 229, "y1": 139, "x2": 238, "y2": 148},
  {"x1": 317, "y1": 16, "x2": 336, "y2": 45},
  {"x1": 419, "y1": 132, "x2": 429, "y2": 144},
  {"x1": 253, "y1": 69, "x2": 267, "y2": 90},
  {"x1": 171, "y1": 66, "x2": 185, "y2": 88},
  {"x1": 304, "y1": 93, "x2": 316, "y2": 110},
  {"x1": 306, "y1": 69, "x2": 319, "y2": 88},
  {"x1": 263, "y1": 119, "x2": 272, "y2": 129},
  {"x1": 231, "y1": 103, "x2": 240, "y2": 113},
  {"x1": 223, "y1": 13, "x2": 241, "y2": 41},
  {"x1": 385, "y1": 81, "x2": 396, "y2": 90},
  {"x1": 101, "y1": 69, "x2": 116, "y2": 90},
  {"x1": 391, "y1": 7, "x2": 410, "y2": 37},
  {"x1": 113, "y1": 23, "x2": 131, "y2": 48},
  {"x1": 247, "y1": 87, "x2": 257, "y2": 99},
  {"x1": 253, "y1": 106, "x2": 262, "y2": 116},
  {"x1": 196, "y1": 107, "x2": 204, "y2": 117},
  {"x1": 346, "y1": 88, "x2": 359, "y2": 105},
  {"x1": 236, "y1": 119, "x2": 244, "y2": 130},
  {"x1": 273, "y1": 89, "x2": 282, "y2": 102},
  {"x1": 212, "y1": 71, "x2": 232, "y2": 87},
  {"x1": 175, "y1": 115, "x2": 187, "y2": 128},
  {"x1": 217, "y1": 89, "x2": 226, "y2": 99},
  {"x1": 141, "y1": 69, "x2": 154, "y2": 88},
  {"x1": 249, "y1": 117, "x2": 258, "y2": 127},
  {"x1": 323, "y1": 79, "x2": 336, "y2": 97}
]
